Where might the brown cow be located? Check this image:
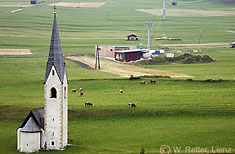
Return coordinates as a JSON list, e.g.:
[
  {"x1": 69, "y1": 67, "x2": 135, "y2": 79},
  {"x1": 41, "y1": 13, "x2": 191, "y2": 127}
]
[
  {"x1": 140, "y1": 81, "x2": 146, "y2": 85},
  {"x1": 129, "y1": 103, "x2": 136, "y2": 108},
  {"x1": 71, "y1": 89, "x2": 77, "y2": 93},
  {"x1": 85, "y1": 102, "x2": 94, "y2": 107},
  {"x1": 150, "y1": 80, "x2": 156, "y2": 84}
]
